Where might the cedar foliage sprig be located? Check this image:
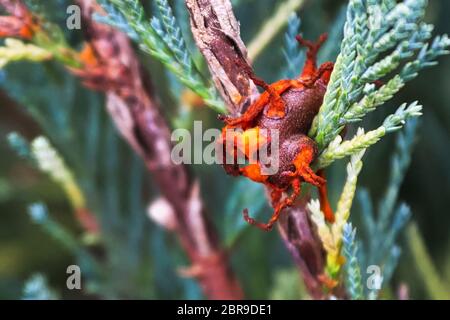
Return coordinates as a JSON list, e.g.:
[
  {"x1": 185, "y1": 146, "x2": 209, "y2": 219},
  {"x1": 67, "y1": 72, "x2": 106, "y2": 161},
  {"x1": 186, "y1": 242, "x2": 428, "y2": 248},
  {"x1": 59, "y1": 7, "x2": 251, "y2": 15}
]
[
  {"x1": 309, "y1": 0, "x2": 449, "y2": 155},
  {"x1": 99, "y1": 0, "x2": 226, "y2": 113}
]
